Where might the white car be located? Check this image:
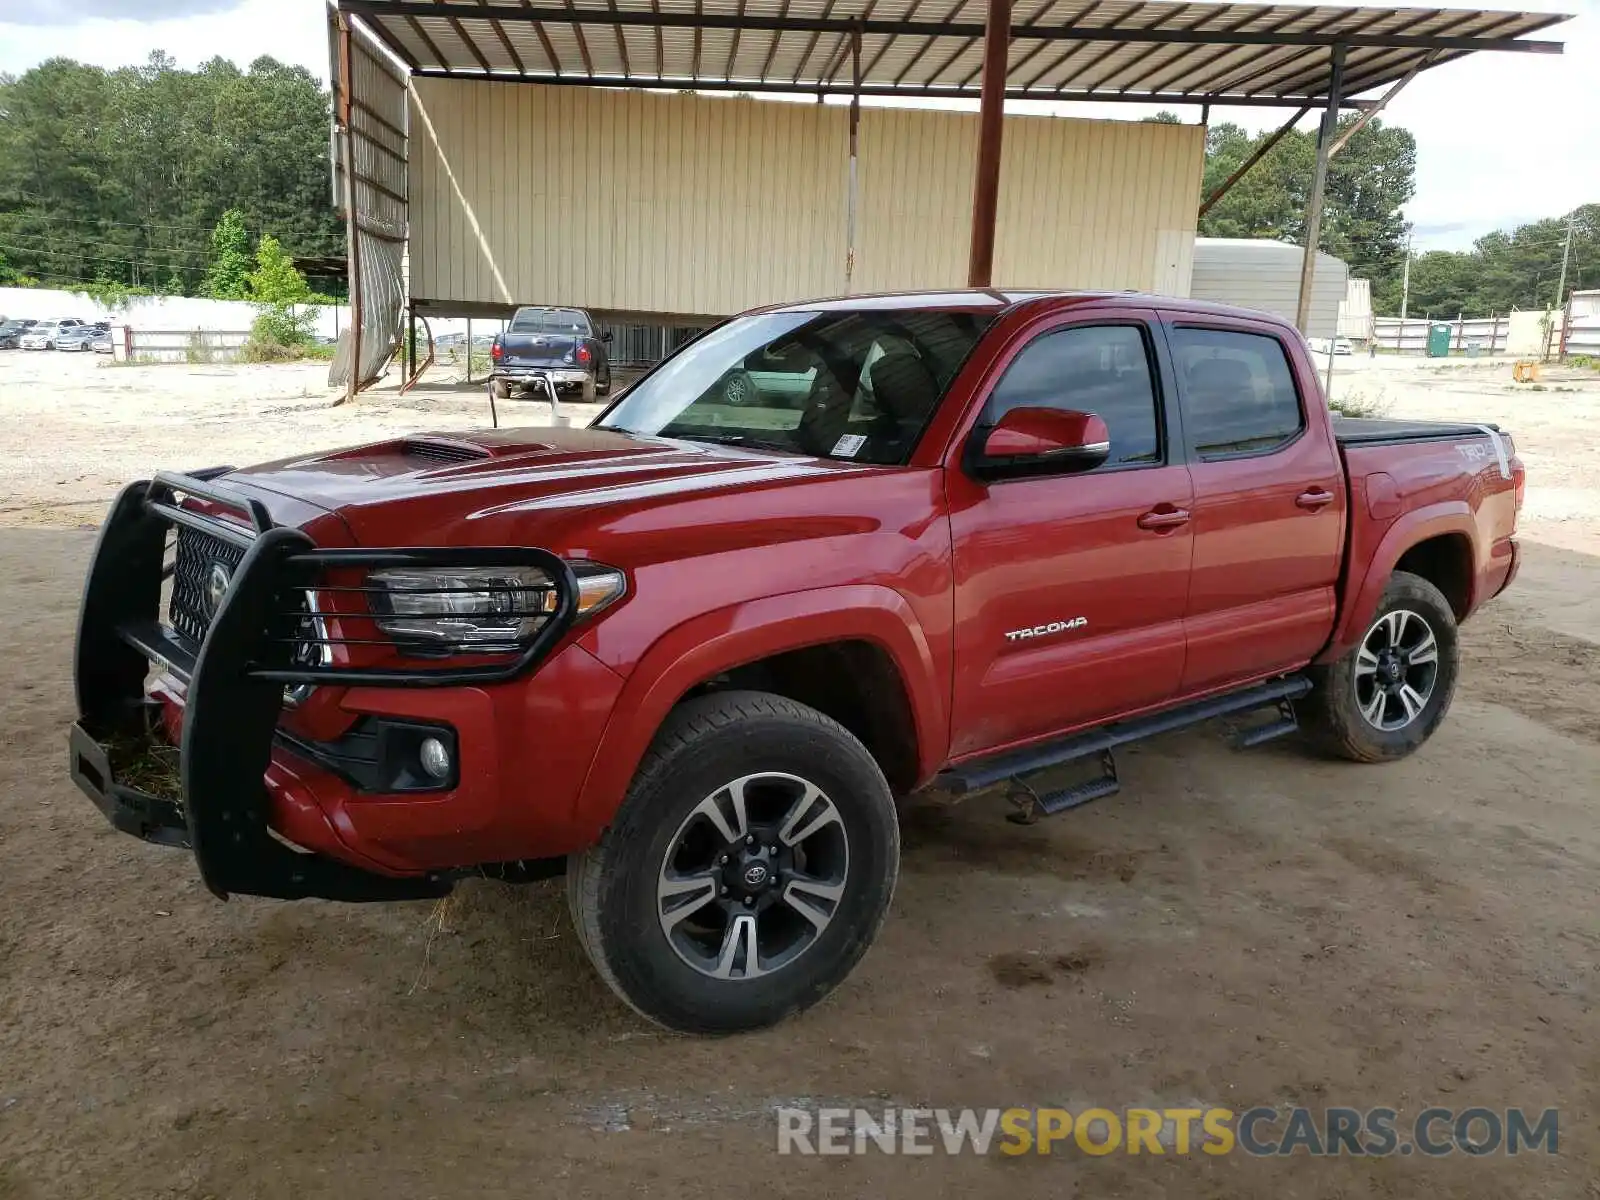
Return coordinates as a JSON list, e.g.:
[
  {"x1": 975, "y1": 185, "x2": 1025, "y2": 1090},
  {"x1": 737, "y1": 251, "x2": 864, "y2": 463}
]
[
  {"x1": 1333, "y1": 337, "x2": 1354, "y2": 356},
  {"x1": 19, "y1": 321, "x2": 64, "y2": 350}
]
